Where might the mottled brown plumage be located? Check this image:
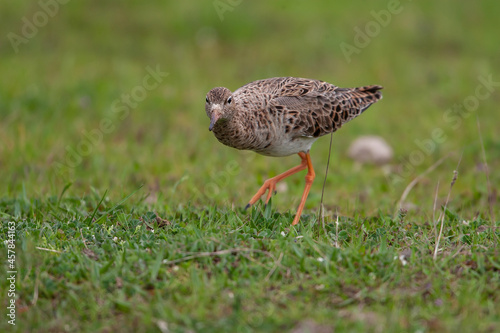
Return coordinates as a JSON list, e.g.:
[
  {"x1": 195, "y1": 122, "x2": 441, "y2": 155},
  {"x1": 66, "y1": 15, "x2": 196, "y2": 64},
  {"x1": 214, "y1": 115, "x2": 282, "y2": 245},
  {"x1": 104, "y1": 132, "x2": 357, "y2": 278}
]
[{"x1": 205, "y1": 77, "x2": 383, "y2": 225}]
